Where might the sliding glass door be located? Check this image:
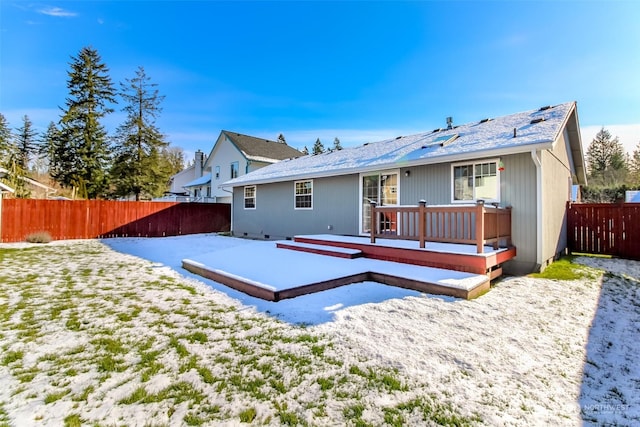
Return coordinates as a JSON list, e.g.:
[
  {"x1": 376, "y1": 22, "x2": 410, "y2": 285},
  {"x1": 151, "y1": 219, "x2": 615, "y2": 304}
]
[{"x1": 361, "y1": 172, "x2": 398, "y2": 234}]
